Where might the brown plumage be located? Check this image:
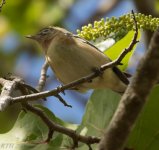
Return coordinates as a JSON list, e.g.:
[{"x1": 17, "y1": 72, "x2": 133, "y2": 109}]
[{"x1": 26, "y1": 26, "x2": 129, "y2": 93}]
